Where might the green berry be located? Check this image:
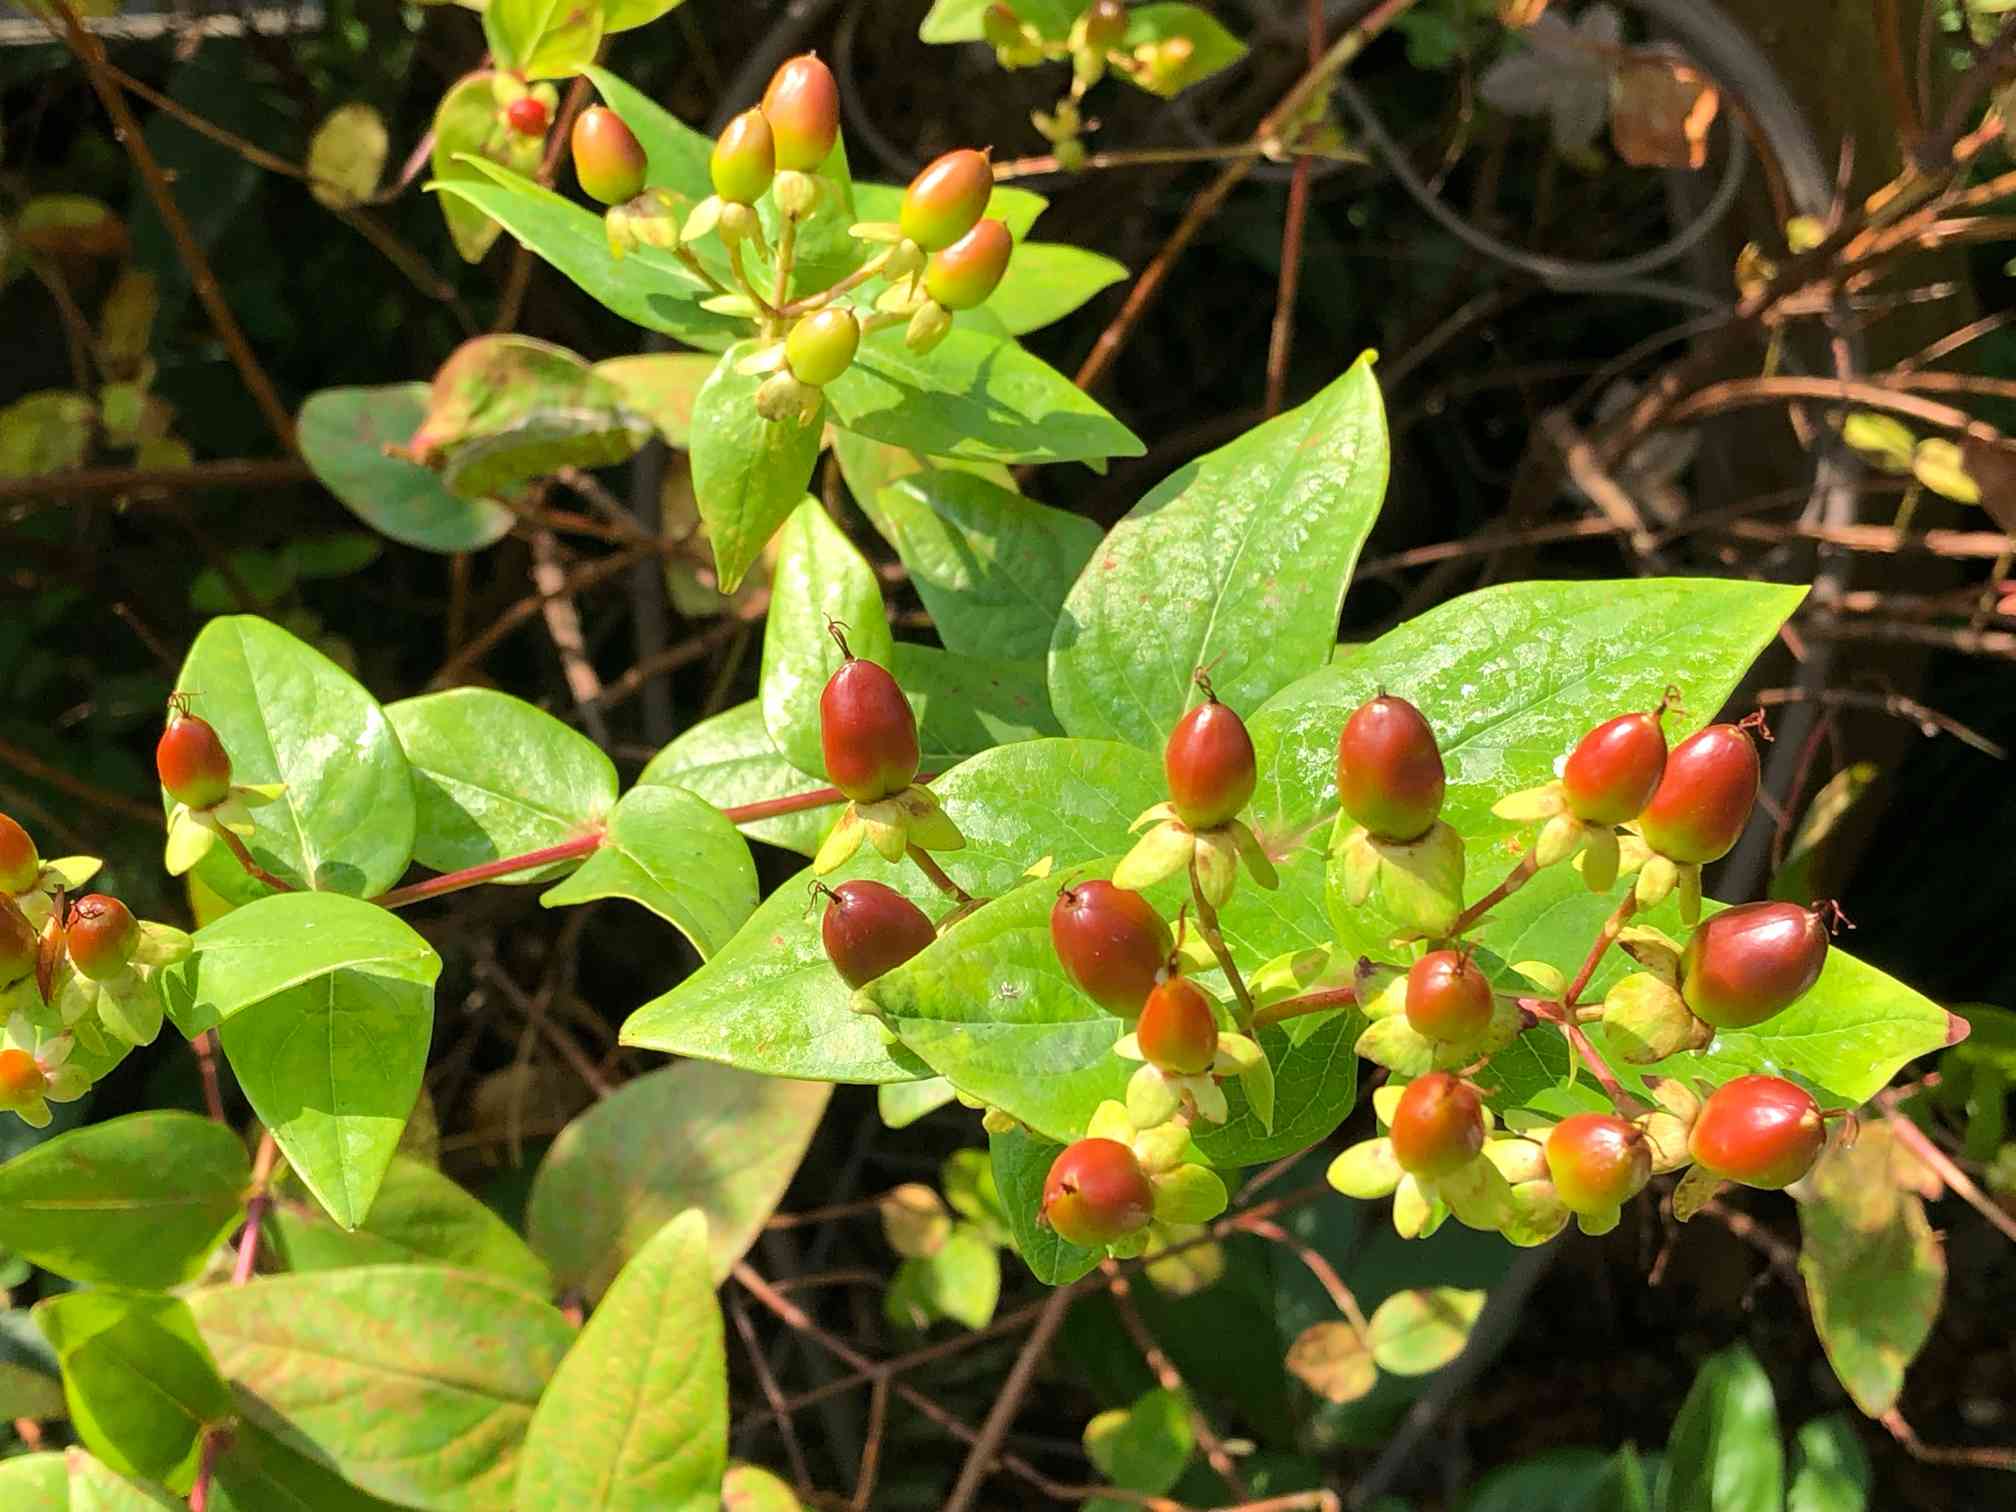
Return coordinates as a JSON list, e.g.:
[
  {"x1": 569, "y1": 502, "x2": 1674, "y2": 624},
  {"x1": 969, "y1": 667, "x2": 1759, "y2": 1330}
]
[
  {"x1": 1335, "y1": 694, "x2": 1446, "y2": 842},
  {"x1": 762, "y1": 54, "x2": 840, "y2": 172},
  {"x1": 571, "y1": 107, "x2": 648, "y2": 206},
  {"x1": 786, "y1": 307, "x2": 861, "y2": 387},
  {"x1": 712, "y1": 108, "x2": 776, "y2": 205},
  {"x1": 922, "y1": 219, "x2": 1013, "y2": 311},
  {"x1": 1041, "y1": 1137, "x2": 1154, "y2": 1246},
  {"x1": 900, "y1": 148, "x2": 993, "y2": 251}
]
